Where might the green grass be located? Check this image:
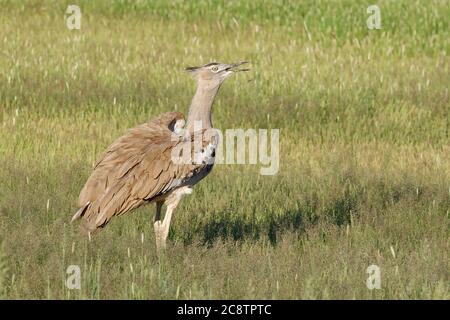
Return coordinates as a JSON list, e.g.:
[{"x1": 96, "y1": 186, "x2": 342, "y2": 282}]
[{"x1": 0, "y1": 0, "x2": 449, "y2": 299}]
